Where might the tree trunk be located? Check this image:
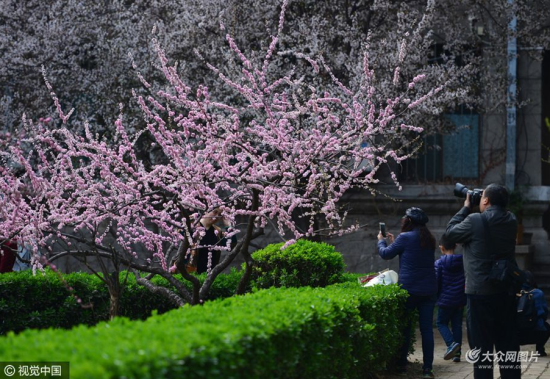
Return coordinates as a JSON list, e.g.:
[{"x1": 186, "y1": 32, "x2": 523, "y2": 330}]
[
  {"x1": 235, "y1": 190, "x2": 259, "y2": 295},
  {"x1": 109, "y1": 292, "x2": 120, "y2": 319},
  {"x1": 107, "y1": 271, "x2": 121, "y2": 319}
]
